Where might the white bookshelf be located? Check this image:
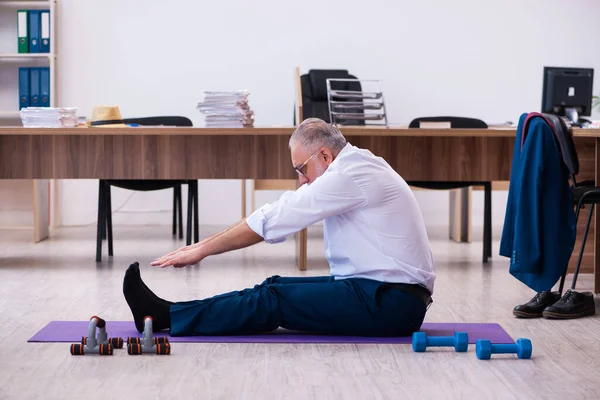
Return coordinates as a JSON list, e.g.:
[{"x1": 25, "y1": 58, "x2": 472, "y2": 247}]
[
  {"x1": 0, "y1": 0, "x2": 58, "y2": 121},
  {"x1": 0, "y1": 0, "x2": 58, "y2": 241}
]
